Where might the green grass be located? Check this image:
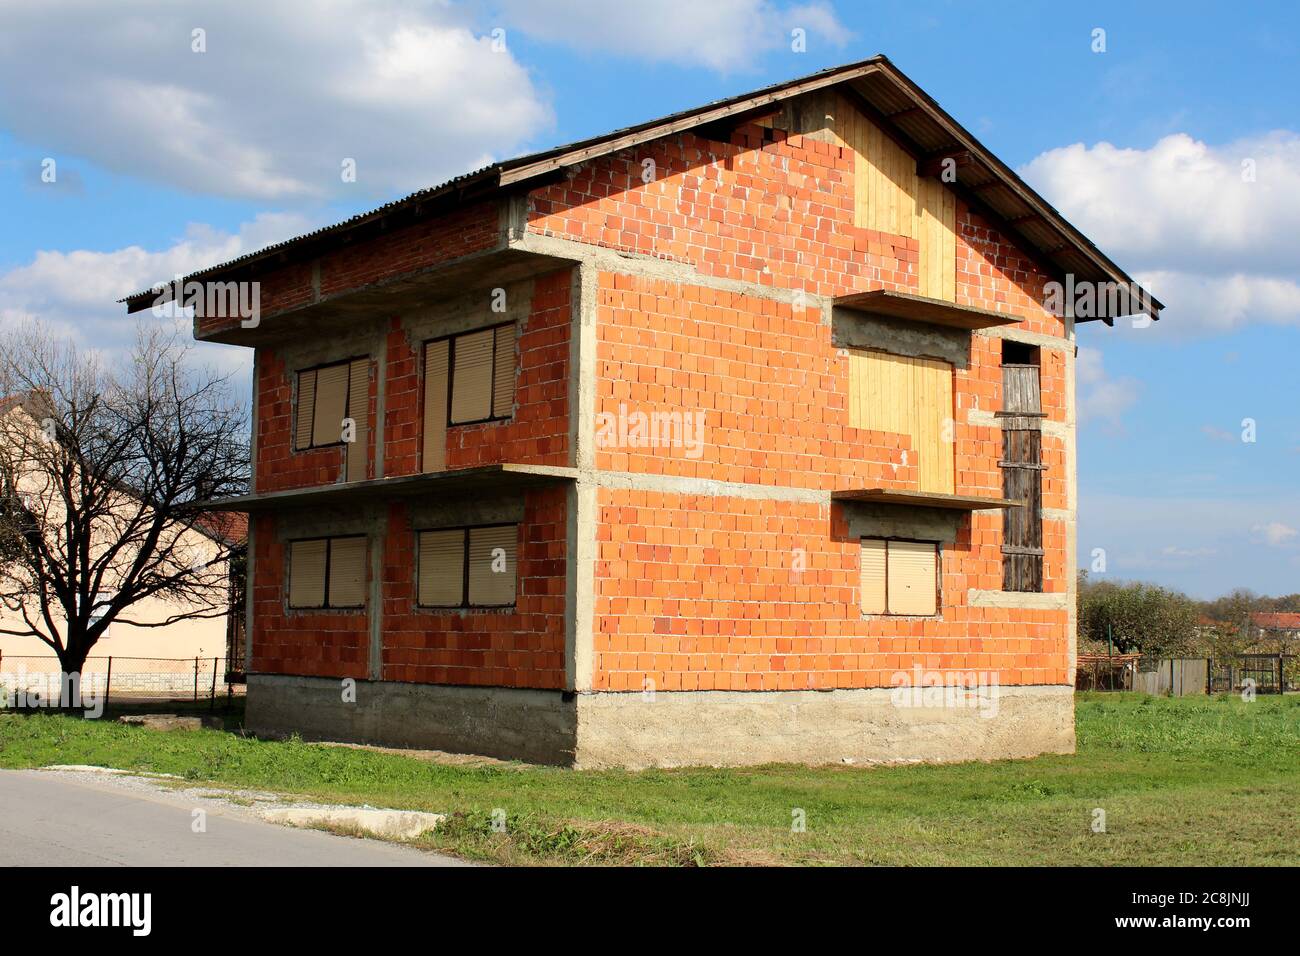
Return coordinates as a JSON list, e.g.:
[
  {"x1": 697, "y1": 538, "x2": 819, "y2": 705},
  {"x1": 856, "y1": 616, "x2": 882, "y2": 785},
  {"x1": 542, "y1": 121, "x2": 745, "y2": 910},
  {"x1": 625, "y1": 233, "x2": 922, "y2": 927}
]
[{"x1": 1, "y1": 693, "x2": 1296, "y2": 866}]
